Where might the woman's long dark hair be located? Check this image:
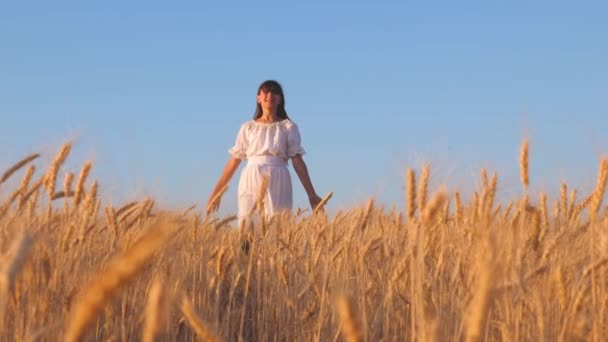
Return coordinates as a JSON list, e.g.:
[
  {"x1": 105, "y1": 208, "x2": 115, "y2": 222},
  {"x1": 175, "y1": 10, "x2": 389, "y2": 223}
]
[{"x1": 253, "y1": 80, "x2": 290, "y2": 120}]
